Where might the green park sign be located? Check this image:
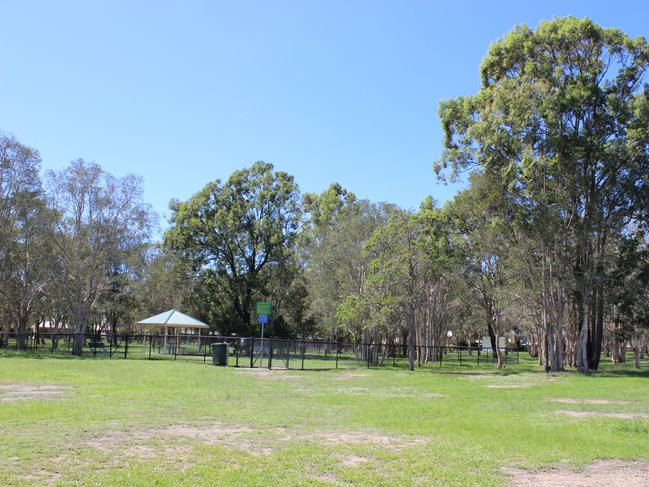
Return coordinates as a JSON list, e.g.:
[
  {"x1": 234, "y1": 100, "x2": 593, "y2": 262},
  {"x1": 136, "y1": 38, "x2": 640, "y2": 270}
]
[{"x1": 256, "y1": 301, "x2": 272, "y2": 315}]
